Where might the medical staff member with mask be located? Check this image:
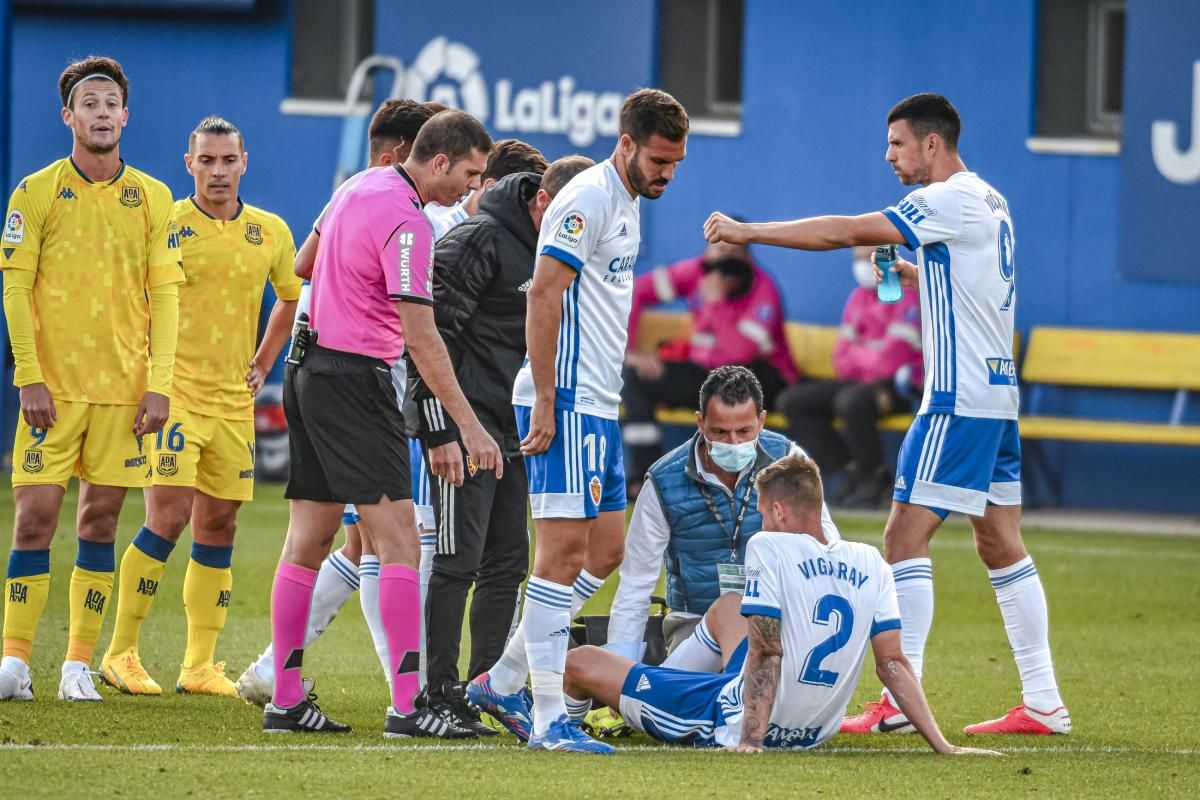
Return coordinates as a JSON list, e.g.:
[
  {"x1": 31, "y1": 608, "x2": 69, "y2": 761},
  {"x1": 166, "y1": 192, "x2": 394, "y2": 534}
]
[
  {"x1": 605, "y1": 366, "x2": 842, "y2": 665},
  {"x1": 776, "y1": 247, "x2": 923, "y2": 509}
]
